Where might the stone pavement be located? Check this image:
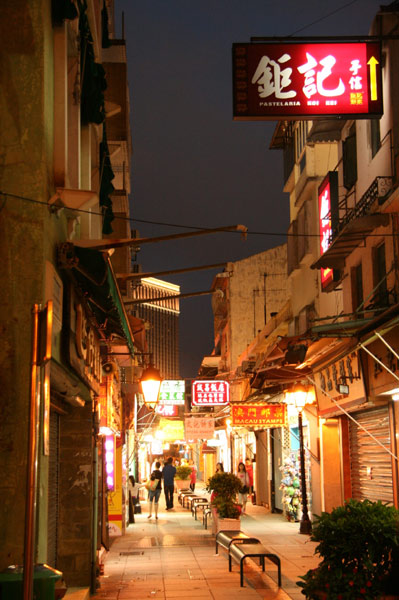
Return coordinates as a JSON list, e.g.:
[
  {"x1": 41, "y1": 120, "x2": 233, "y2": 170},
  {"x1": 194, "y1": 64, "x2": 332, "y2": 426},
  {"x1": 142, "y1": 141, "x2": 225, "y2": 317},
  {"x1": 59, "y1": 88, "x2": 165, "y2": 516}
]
[{"x1": 91, "y1": 486, "x2": 319, "y2": 600}]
